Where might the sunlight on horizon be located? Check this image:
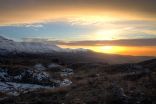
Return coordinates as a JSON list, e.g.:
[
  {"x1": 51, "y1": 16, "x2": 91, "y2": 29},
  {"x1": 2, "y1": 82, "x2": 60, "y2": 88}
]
[
  {"x1": 0, "y1": 0, "x2": 156, "y2": 56},
  {"x1": 59, "y1": 45, "x2": 156, "y2": 56}
]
